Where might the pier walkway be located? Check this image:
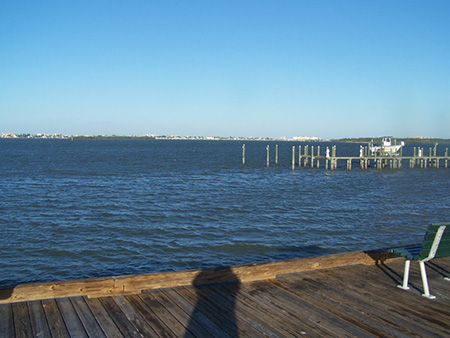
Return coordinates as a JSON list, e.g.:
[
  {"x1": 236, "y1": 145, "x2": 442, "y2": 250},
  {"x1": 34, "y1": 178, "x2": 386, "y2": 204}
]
[
  {"x1": 2, "y1": 254, "x2": 450, "y2": 337},
  {"x1": 251, "y1": 143, "x2": 450, "y2": 170}
]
